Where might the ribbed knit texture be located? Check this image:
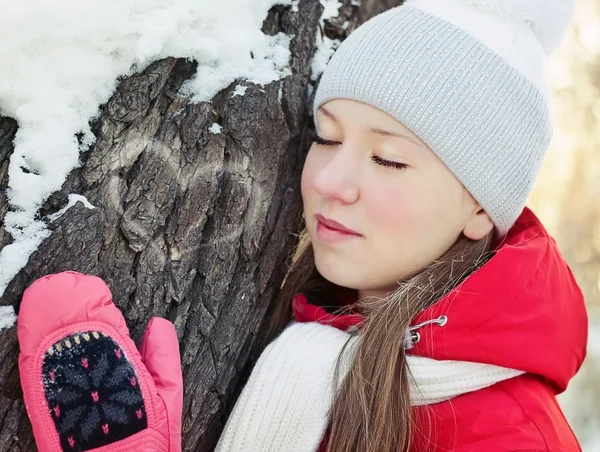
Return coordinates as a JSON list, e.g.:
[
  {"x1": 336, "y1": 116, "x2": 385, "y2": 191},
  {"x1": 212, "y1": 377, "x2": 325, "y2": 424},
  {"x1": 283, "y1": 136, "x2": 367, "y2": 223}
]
[
  {"x1": 313, "y1": 5, "x2": 554, "y2": 235},
  {"x1": 215, "y1": 322, "x2": 523, "y2": 452}
]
